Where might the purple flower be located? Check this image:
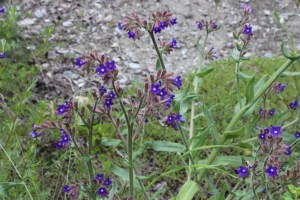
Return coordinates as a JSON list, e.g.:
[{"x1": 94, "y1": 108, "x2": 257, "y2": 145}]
[
  {"x1": 98, "y1": 187, "x2": 108, "y2": 197},
  {"x1": 108, "y1": 91, "x2": 116, "y2": 99},
  {"x1": 206, "y1": 47, "x2": 218, "y2": 60},
  {"x1": 54, "y1": 140, "x2": 64, "y2": 150},
  {"x1": 0, "y1": 52, "x2": 6, "y2": 59},
  {"x1": 104, "y1": 98, "x2": 114, "y2": 109},
  {"x1": 269, "y1": 108, "x2": 275, "y2": 116},
  {"x1": 170, "y1": 18, "x2": 177, "y2": 25},
  {"x1": 160, "y1": 21, "x2": 168, "y2": 29},
  {"x1": 60, "y1": 134, "x2": 70, "y2": 144},
  {"x1": 289, "y1": 100, "x2": 298, "y2": 110},
  {"x1": 164, "y1": 112, "x2": 185, "y2": 129},
  {"x1": 259, "y1": 133, "x2": 266, "y2": 141},
  {"x1": 75, "y1": 58, "x2": 85, "y2": 68},
  {"x1": 56, "y1": 100, "x2": 72, "y2": 116},
  {"x1": 103, "y1": 178, "x2": 112, "y2": 187},
  {"x1": 118, "y1": 22, "x2": 124, "y2": 30},
  {"x1": 153, "y1": 26, "x2": 161, "y2": 34},
  {"x1": 197, "y1": 22, "x2": 203, "y2": 30},
  {"x1": 128, "y1": 31, "x2": 135, "y2": 39},
  {"x1": 265, "y1": 166, "x2": 278, "y2": 177},
  {"x1": 295, "y1": 131, "x2": 300, "y2": 138},
  {"x1": 30, "y1": 130, "x2": 38, "y2": 138},
  {"x1": 165, "y1": 94, "x2": 175, "y2": 108},
  {"x1": 273, "y1": 83, "x2": 286, "y2": 93},
  {"x1": 234, "y1": 166, "x2": 249, "y2": 178},
  {"x1": 60, "y1": 129, "x2": 67, "y2": 134},
  {"x1": 241, "y1": 4, "x2": 253, "y2": 13},
  {"x1": 150, "y1": 83, "x2": 161, "y2": 95},
  {"x1": 258, "y1": 108, "x2": 264, "y2": 115},
  {"x1": 93, "y1": 173, "x2": 104, "y2": 182},
  {"x1": 211, "y1": 22, "x2": 217, "y2": 30},
  {"x1": 96, "y1": 63, "x2": 107, "y2": 76},
  {"x1": 243, "y1": 25, "x2": 252, "y2": 35},
  {"x1": 169, "y1": 38, "x2": 177, "y2": 48},
  {"x1": 176, "y1": 114, "x2": 185, "y2": 123},
  {"x1": 99, "y1": 85, "x2": 107, "y2": 95},
  {"x1": 269, "y1": 125, "x2": 282, "y2": 137},
  {"x1": 264, "y1": 128, "x2": 269, "y2": 134},
  {"x1": 0, "y1": 7, "x2": 4, "y2": 13},
  {"x1": 173, "y1": 76, "x2": 182, "y2": 89},
  {"x1": 158, "y1": 88, "x2": 167, "y2": 99},
  {"x1": 106, "y1": 60, "x2": 116, "y2": 71},
  {"x1": 63, "y1": 185, "x2": 71, "y2": 193},
  {"x1": 285, "y1": 144, "x2": 292, "y2": 156}
]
